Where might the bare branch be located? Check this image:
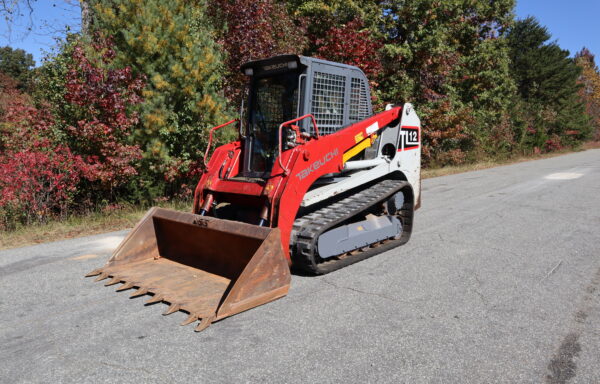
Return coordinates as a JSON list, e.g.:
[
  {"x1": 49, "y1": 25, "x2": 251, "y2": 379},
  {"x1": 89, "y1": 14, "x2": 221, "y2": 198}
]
[
  {"x1": 1, "y1": 0, "x2": 82, "y2": 44},
  {"x1": 1, "y1": 0, "x2": 35, "y2": 41}
]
